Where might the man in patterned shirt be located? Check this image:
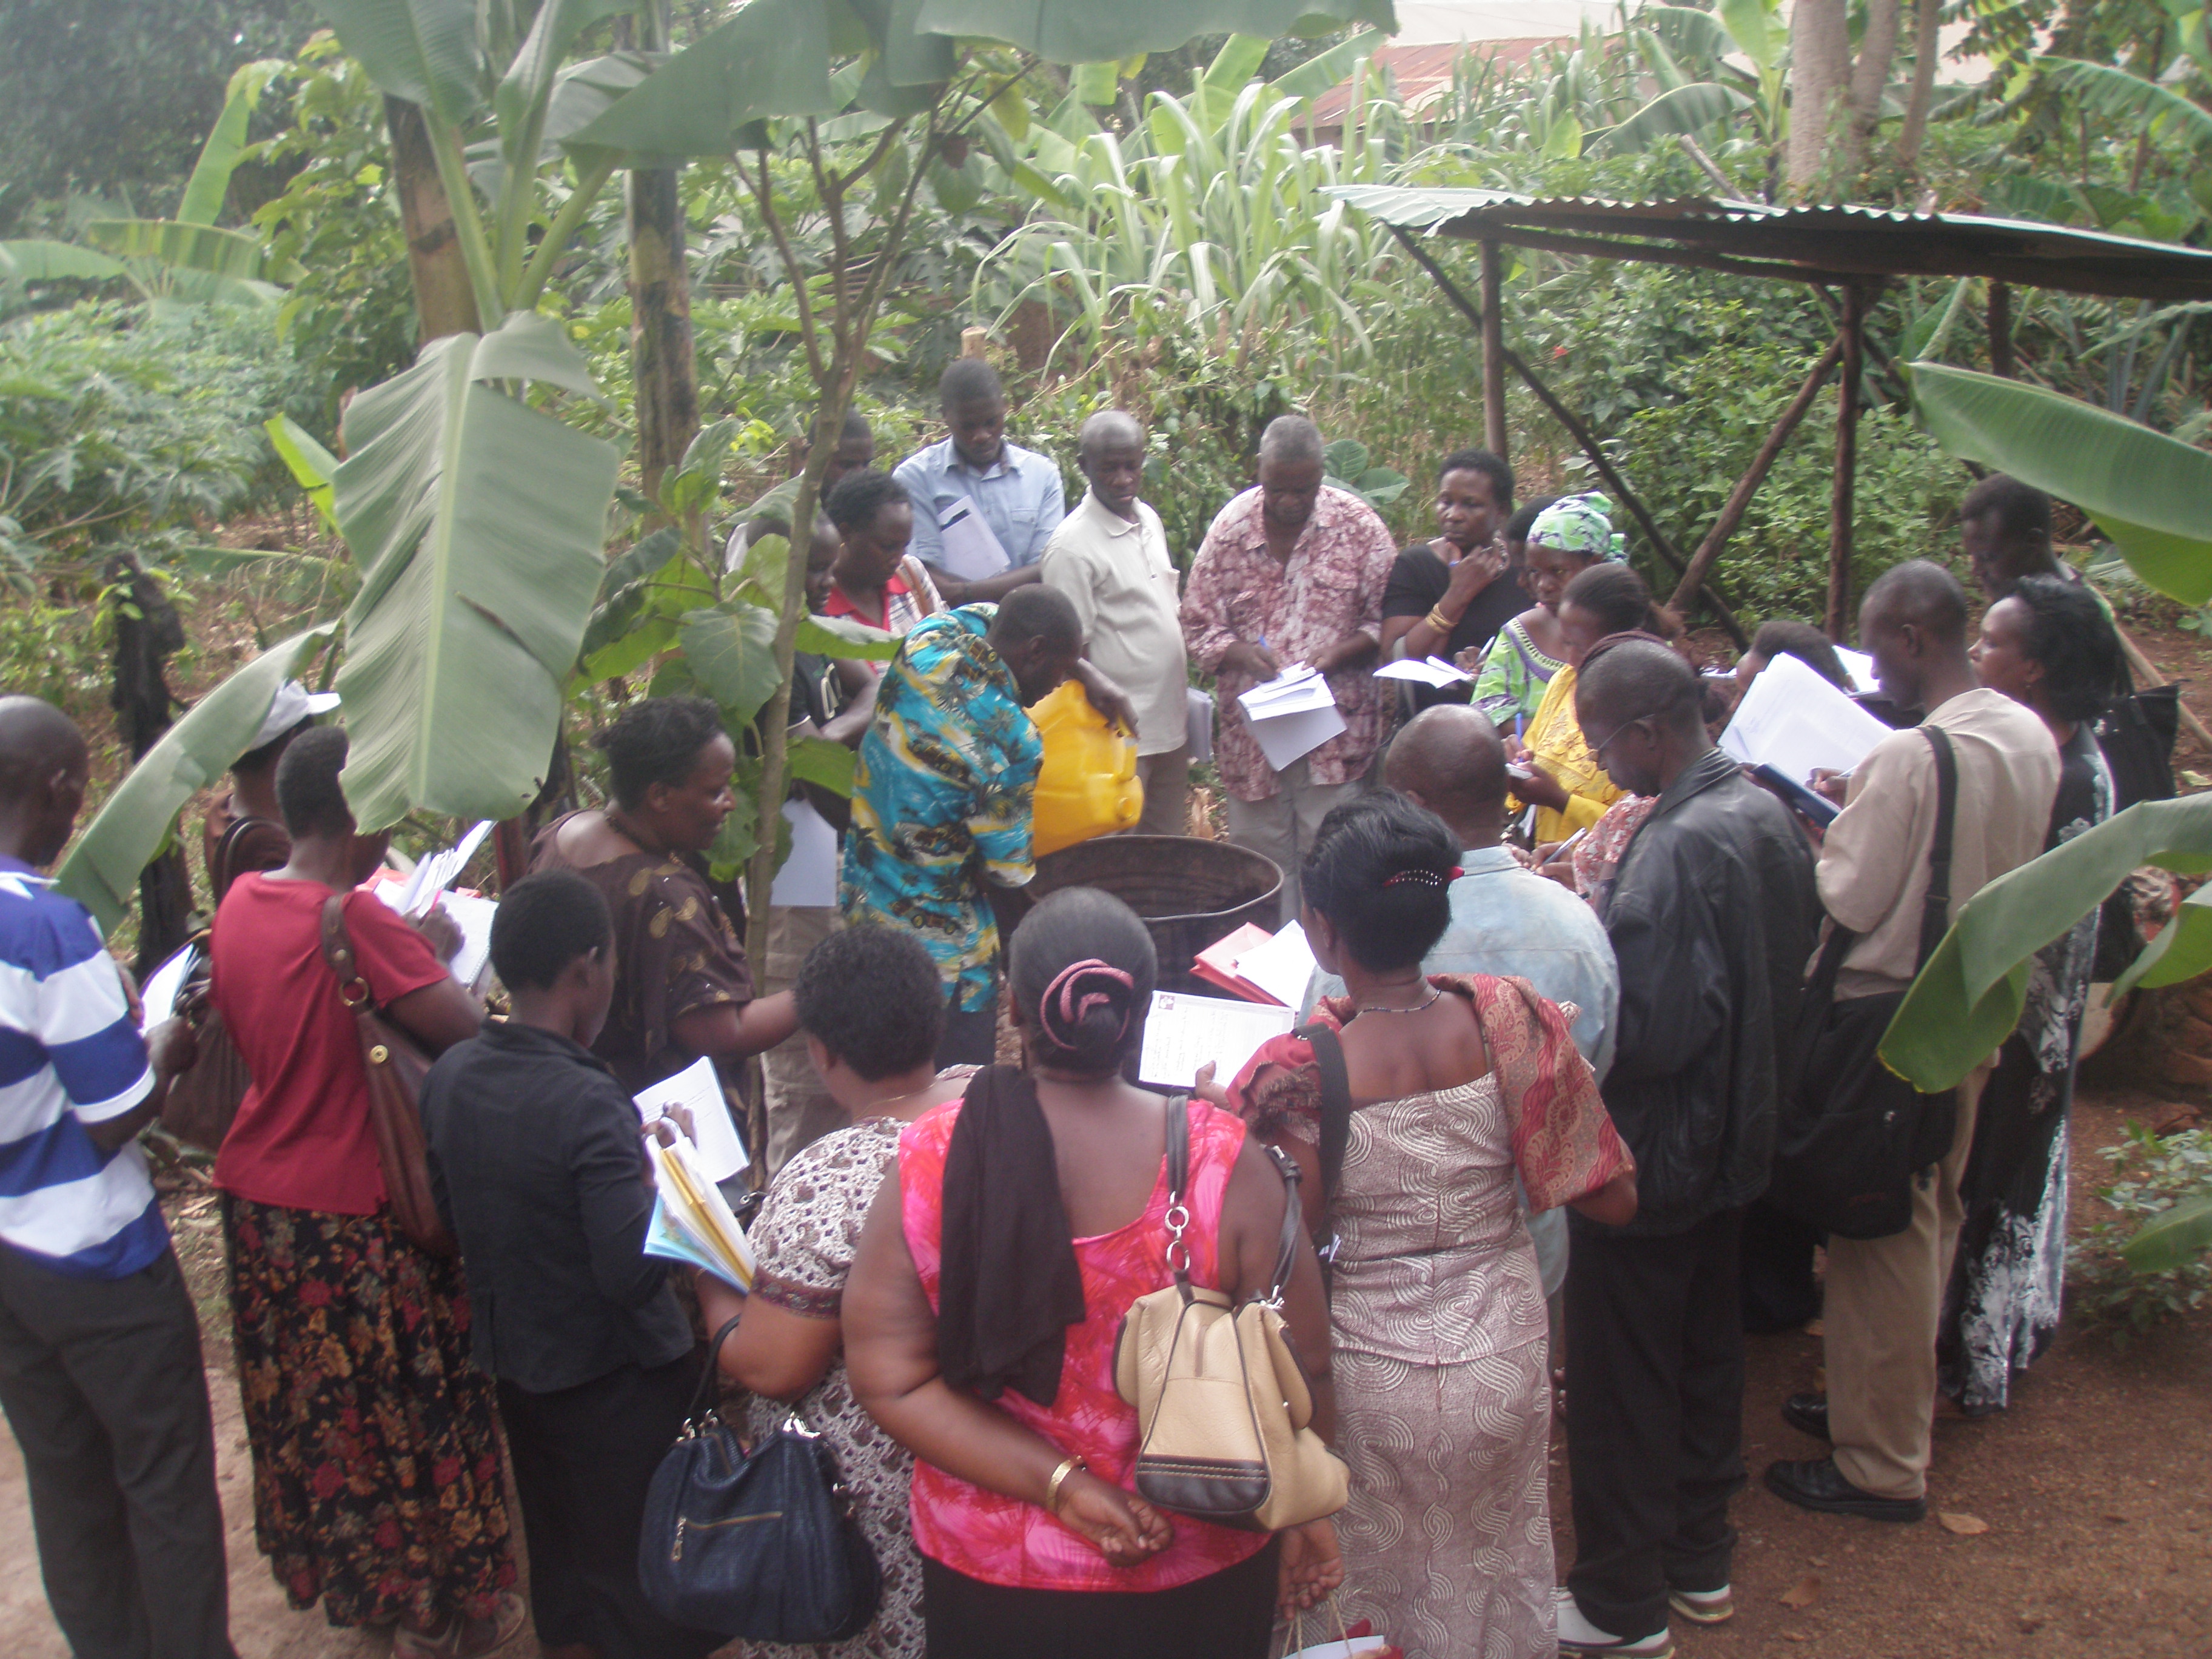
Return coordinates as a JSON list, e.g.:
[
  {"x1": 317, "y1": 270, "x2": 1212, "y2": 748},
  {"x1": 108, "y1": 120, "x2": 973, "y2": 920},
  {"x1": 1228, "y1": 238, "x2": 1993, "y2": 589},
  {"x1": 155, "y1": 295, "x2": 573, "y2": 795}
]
[
  {"x1": 1180, "y1": 415, "x2": 1399, "y2": 920},
  {"x1": 0, "y1": 696, "x2": 236, "y2": 1658},
  {"x1": 840, "y1": 588, "x2": 1133, "y2": 1065}
]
